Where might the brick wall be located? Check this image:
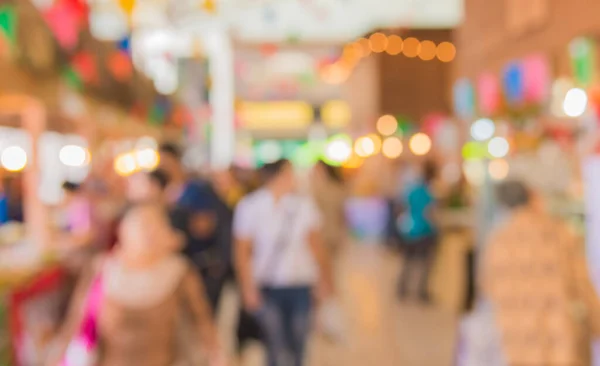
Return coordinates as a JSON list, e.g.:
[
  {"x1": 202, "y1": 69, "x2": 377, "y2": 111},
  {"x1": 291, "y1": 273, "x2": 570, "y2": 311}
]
[{"x1": 378, "y1": 29, "x2": 454, "y2": 122}]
